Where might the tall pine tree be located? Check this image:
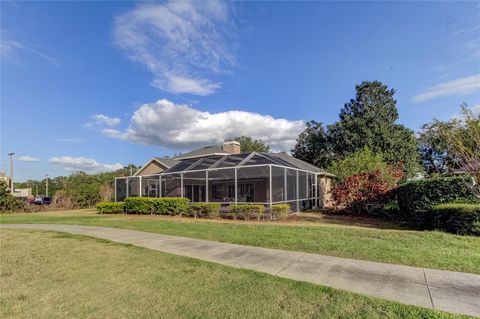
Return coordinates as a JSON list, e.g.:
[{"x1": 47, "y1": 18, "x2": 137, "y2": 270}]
[{"x1": 292, "y1": 81, "x2": 420, "y2": 176}]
